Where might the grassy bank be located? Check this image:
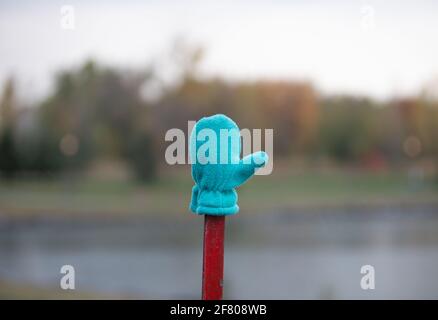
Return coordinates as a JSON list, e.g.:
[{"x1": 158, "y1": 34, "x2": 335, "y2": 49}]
[
  {"x1": 0, "y1": 280, "x2": 118, "y2": 299},
  {"x1": 0, "y1": 168, "x2": 437, "y2": 220}
]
